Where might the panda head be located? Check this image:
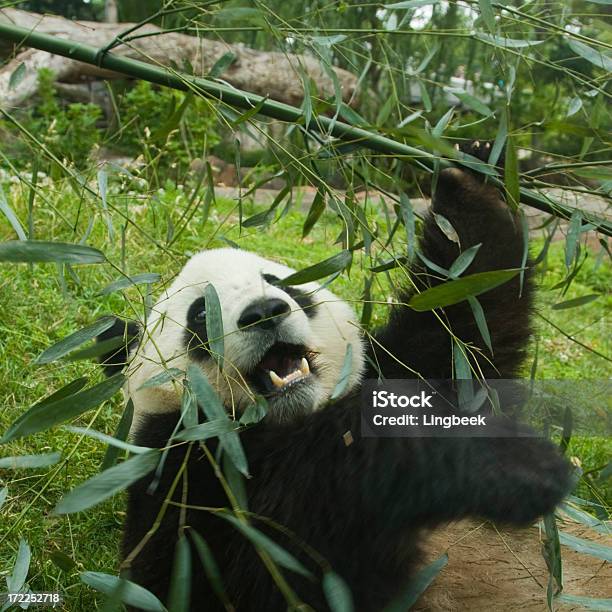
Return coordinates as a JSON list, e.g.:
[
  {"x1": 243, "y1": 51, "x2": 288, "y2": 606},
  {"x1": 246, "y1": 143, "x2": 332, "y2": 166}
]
[{"x1": 125, "y1": 248, "x2": 364, "y2": 426}]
